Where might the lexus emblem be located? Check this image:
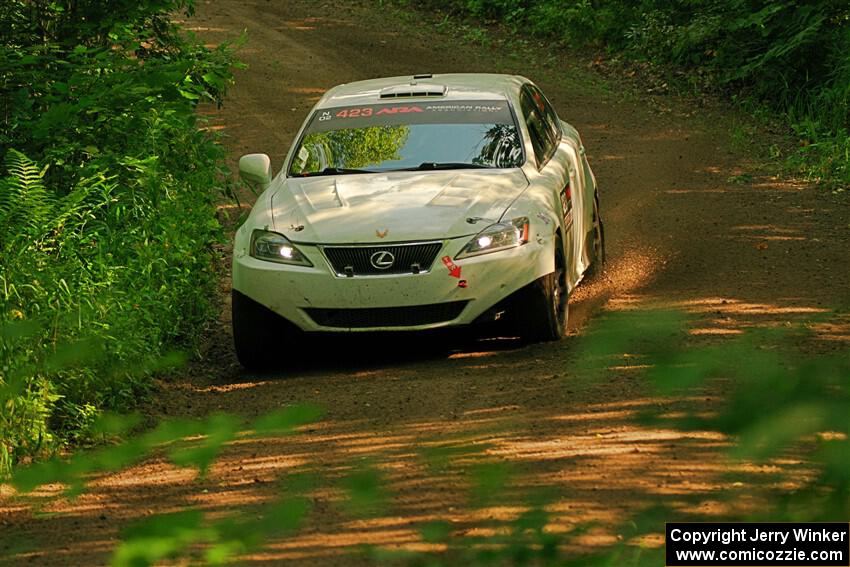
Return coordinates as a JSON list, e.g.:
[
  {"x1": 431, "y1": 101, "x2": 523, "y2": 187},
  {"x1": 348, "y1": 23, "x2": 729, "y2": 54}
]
[{"x1": 369, "y1": 250, "x2": 395, "y2": 270}]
